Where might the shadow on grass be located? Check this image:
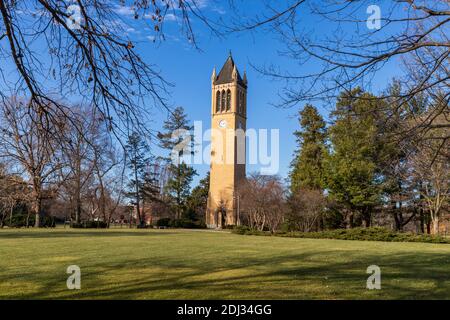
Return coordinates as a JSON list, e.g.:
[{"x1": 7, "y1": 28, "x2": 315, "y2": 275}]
[{"x1": 7, "y1": 247, "x2": 450, "y2": 299}]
